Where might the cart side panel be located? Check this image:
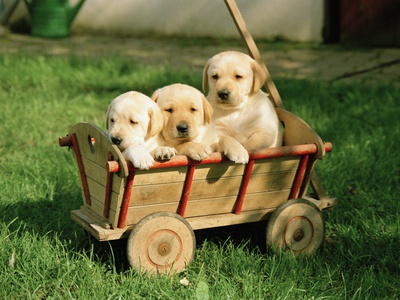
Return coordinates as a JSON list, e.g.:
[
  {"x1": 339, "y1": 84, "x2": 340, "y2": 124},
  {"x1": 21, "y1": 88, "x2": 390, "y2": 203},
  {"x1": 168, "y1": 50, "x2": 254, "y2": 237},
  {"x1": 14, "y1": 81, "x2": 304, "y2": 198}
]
[
  {"x1": 129, "y1": 157, "x2": 298, "y2": 206},
  {"x1": 122, "y1": 156, "x2": 302, "y2": 228}
]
